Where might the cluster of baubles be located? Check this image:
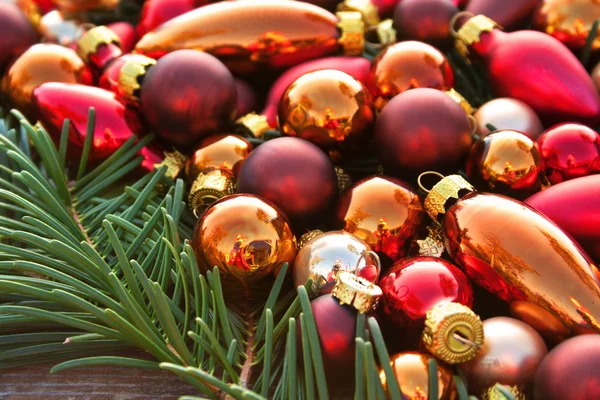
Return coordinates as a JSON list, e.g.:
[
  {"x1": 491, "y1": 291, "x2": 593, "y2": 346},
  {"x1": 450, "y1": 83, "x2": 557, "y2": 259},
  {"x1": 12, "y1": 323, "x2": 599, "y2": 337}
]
[{"x1": 2, "y1": 0, "x2": 600, "y2": 398}]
